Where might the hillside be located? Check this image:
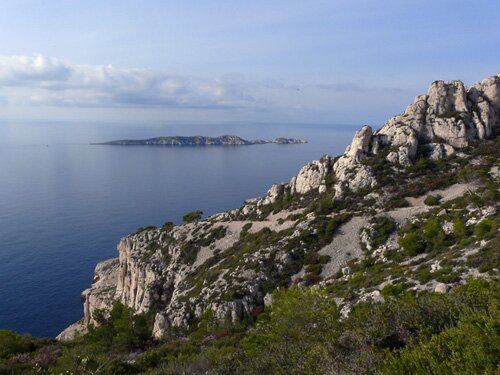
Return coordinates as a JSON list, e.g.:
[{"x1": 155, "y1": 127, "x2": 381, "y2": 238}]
[
  {"x1": 1, "y1": 74, "x2": 499, "y2": 374},
  {"x1": 92, "y1": 135, "x2": 307, "y2": 146}
]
